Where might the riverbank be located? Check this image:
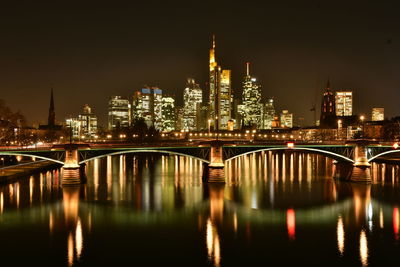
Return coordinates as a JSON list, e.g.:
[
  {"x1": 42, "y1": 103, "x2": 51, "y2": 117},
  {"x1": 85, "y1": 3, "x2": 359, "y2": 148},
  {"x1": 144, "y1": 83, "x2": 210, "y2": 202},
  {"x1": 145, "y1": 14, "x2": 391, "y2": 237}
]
[{"x1": 0, "y1": 160, "x2": 61, "y2": 184}]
